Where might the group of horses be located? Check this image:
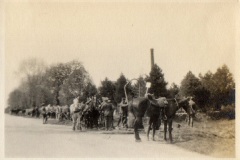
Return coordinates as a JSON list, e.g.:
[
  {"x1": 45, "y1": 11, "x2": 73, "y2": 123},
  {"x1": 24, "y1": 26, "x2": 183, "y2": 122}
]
[
  {"x1": 10, "y1": 98, "x2": 106, "y2": 129},
  {"x1": 10, "y1": 94, "x2": 196, "y2": 143},
  {"x1": 128, "y1": 94, "x2": 196, "y2": 143},
  {"x1": 10, "y1": 105, "x2": 70, "y2": 120}
]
